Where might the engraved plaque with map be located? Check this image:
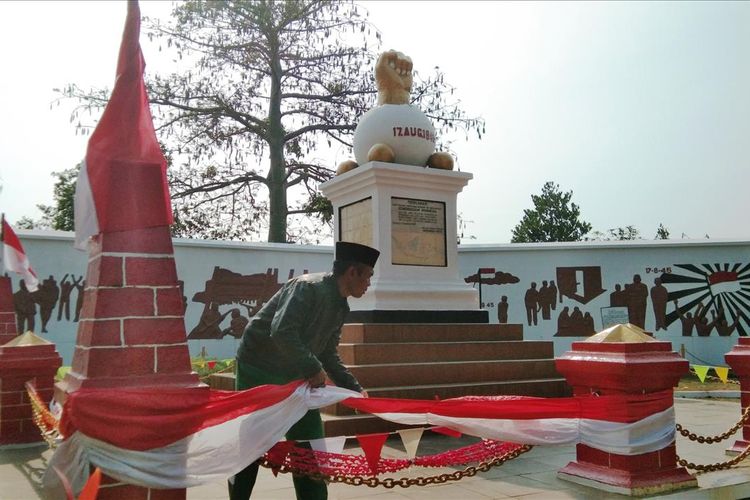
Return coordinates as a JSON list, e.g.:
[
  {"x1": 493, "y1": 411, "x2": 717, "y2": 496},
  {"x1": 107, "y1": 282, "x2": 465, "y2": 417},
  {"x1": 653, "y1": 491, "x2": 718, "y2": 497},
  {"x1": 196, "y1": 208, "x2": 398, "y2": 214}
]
[
  {"x1": 391, "y1": 197, "x2": 446, "y2": 266},
  {"x1": 339, "y1": 197, "x2": 373, "y2": 247}
]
